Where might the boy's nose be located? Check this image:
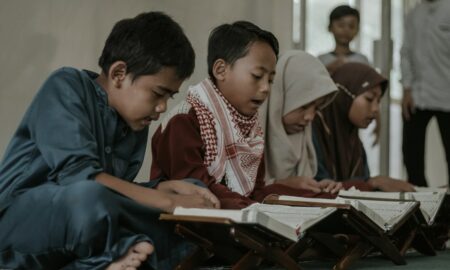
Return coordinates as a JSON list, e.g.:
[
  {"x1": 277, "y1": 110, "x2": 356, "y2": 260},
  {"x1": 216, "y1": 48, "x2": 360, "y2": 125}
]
[
  {"x1": 260, "y1": 81, "x2": 270, "y2": 93},
  {"x1": 155, "y1": 101, "x2": 167, "y2": 113}
]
